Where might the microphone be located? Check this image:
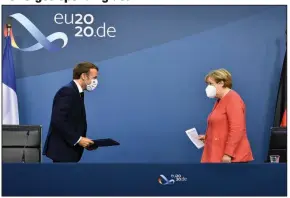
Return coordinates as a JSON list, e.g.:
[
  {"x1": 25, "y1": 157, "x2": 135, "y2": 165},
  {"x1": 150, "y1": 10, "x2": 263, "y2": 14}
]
[{"x1": 21, "y1": 131, "x2": 30, "y2": 163}]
